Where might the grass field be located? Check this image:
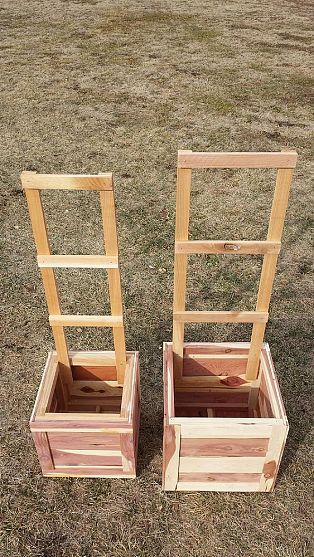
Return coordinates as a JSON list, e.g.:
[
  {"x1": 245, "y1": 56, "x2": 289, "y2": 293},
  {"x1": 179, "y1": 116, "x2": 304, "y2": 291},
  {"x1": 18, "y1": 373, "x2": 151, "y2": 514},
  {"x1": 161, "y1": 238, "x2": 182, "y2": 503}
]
[{"x1": 1, "y1": 1, "x2": 313, "y2": 556}]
